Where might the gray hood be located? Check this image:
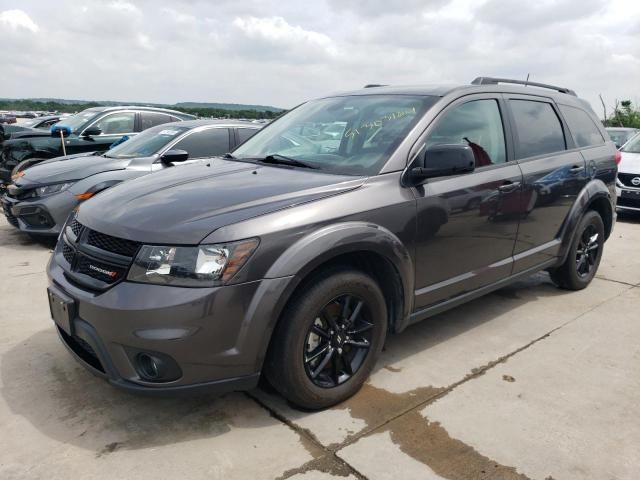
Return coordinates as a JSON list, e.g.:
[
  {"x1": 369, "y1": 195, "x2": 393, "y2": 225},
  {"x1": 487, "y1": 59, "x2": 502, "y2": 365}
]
[{"x1": 78, "y1": 158, "x2": 365, "y2": 244}]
